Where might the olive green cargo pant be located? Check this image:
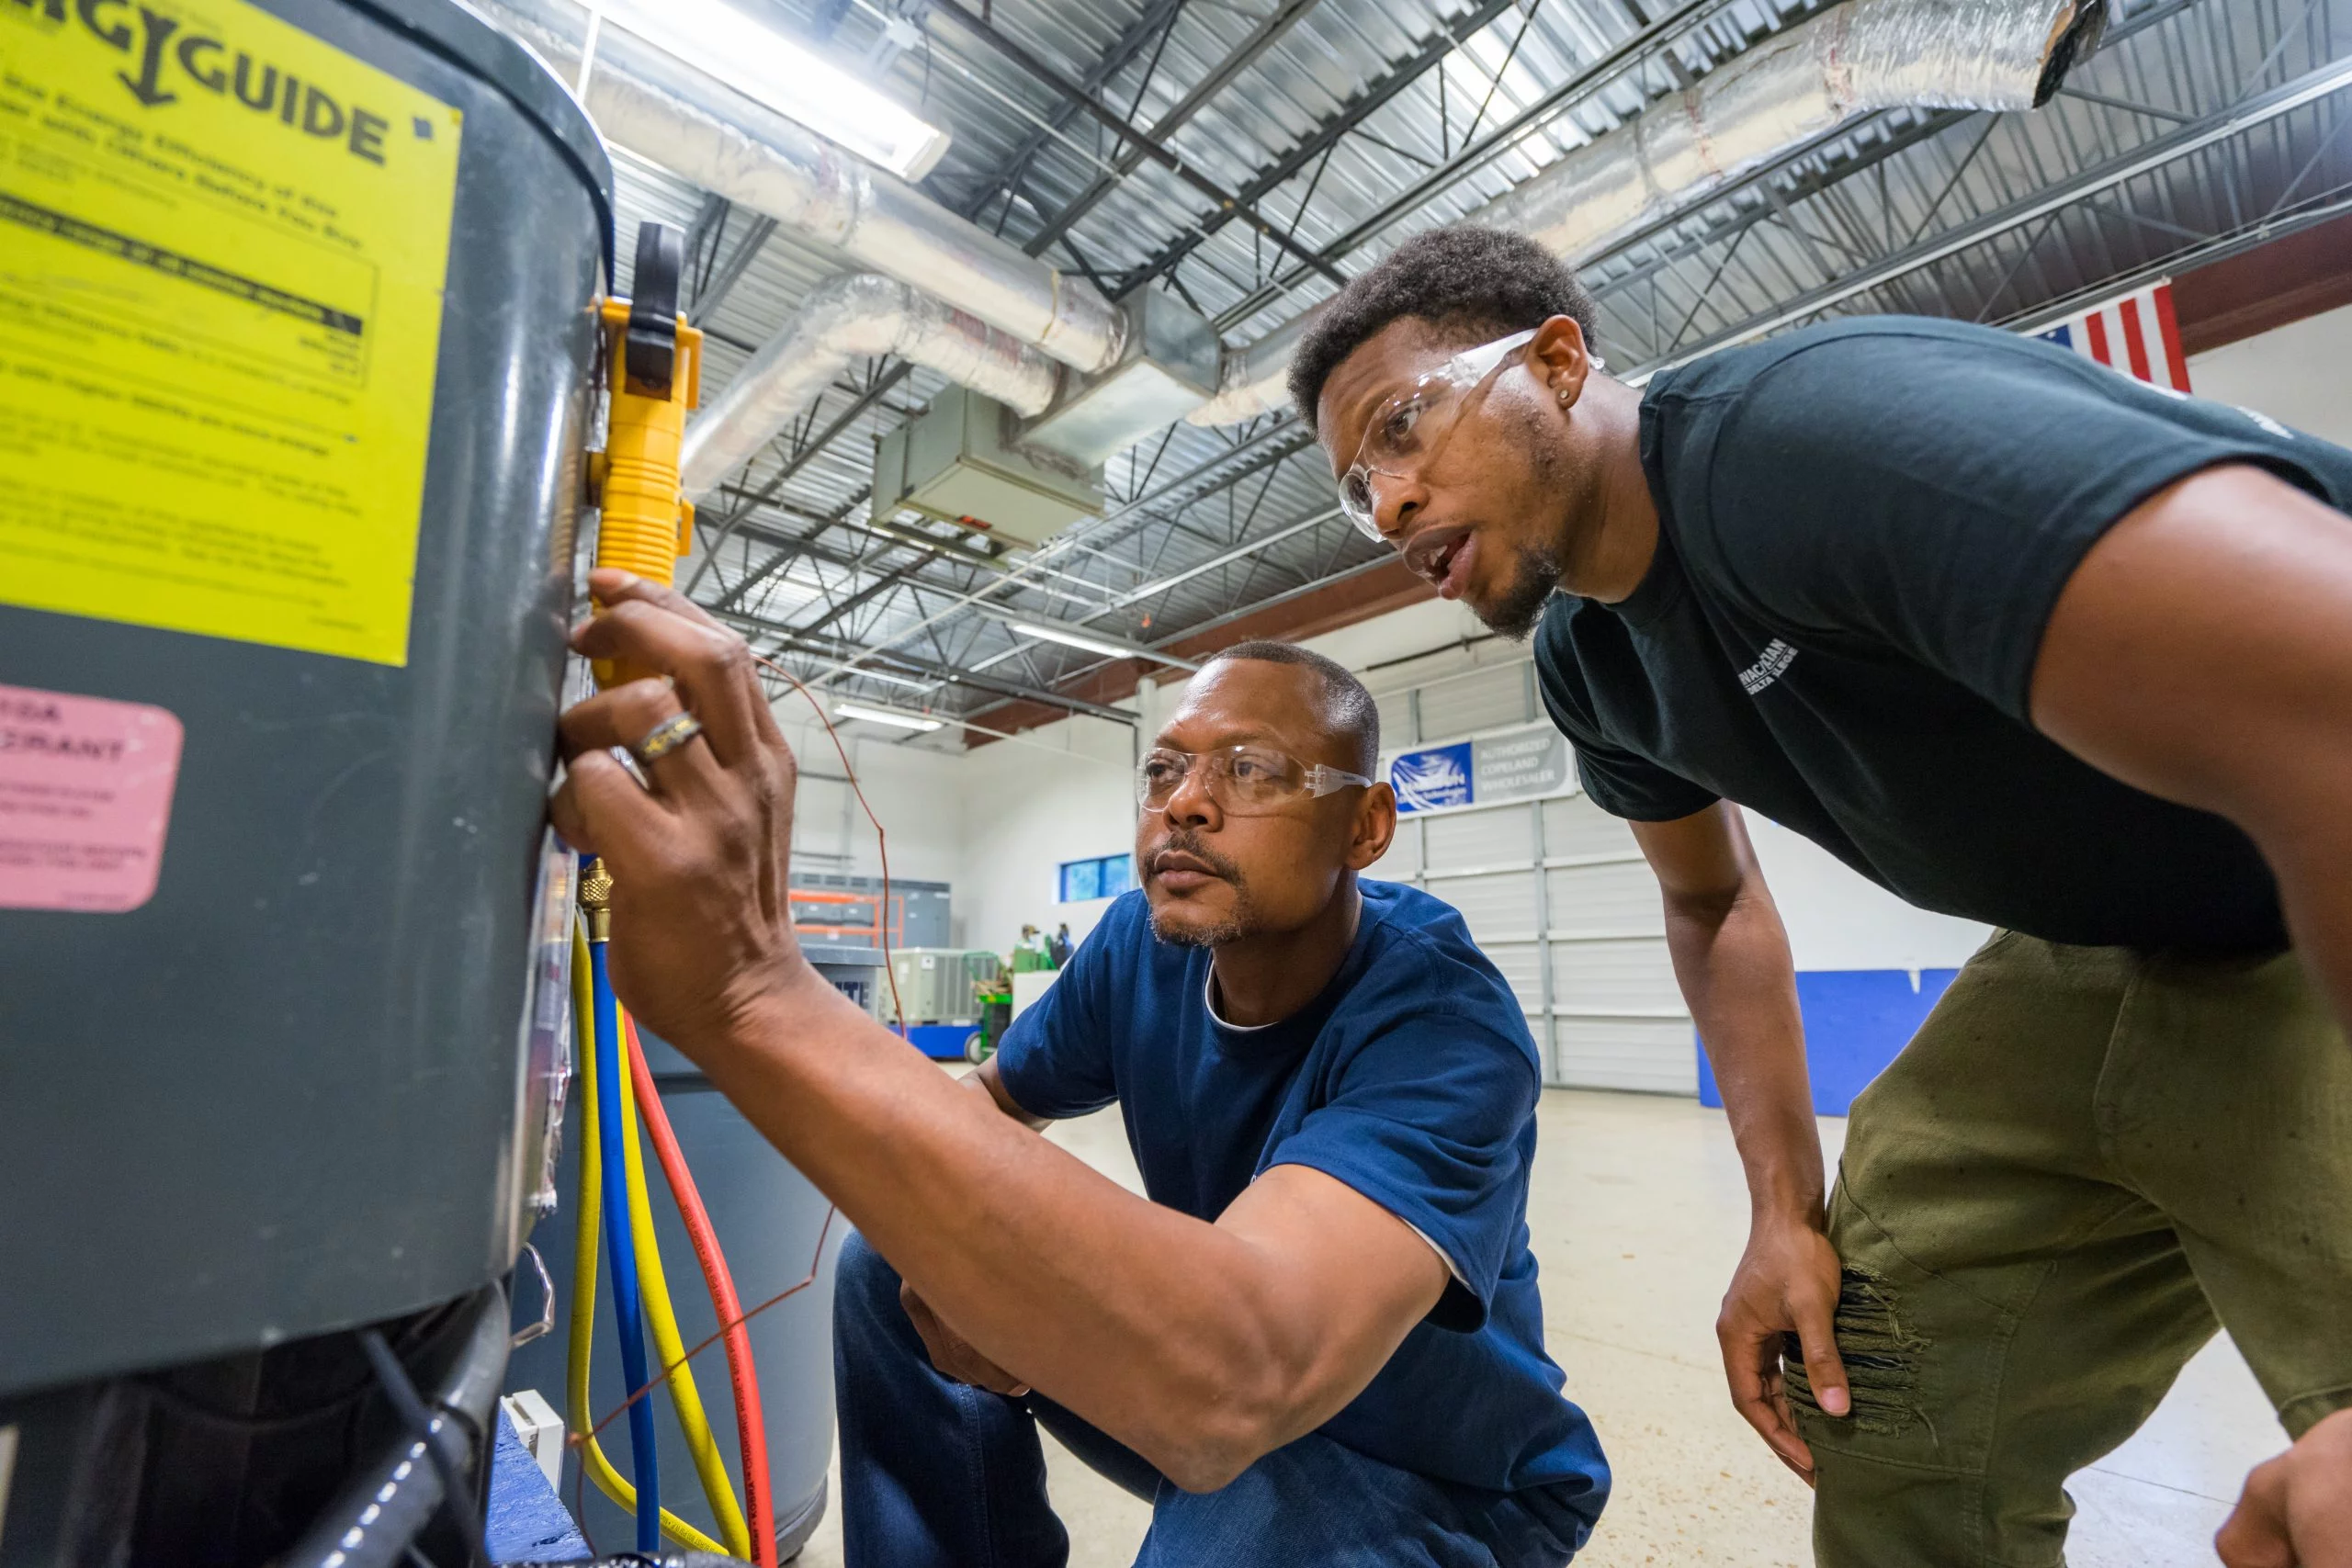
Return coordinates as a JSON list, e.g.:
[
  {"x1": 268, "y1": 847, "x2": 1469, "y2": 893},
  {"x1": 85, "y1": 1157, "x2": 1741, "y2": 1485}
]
[{"x1": 1787, "y1": 931, "x2": 2352, "y2": 1566}]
